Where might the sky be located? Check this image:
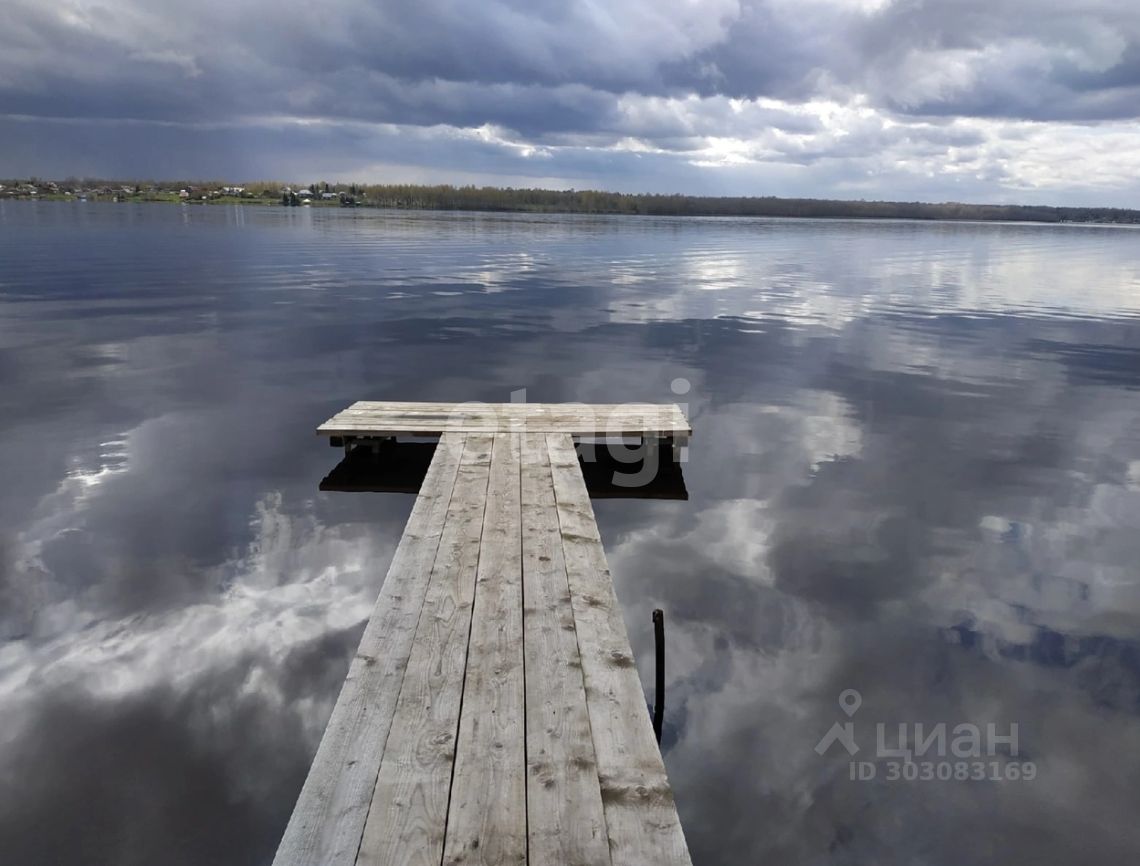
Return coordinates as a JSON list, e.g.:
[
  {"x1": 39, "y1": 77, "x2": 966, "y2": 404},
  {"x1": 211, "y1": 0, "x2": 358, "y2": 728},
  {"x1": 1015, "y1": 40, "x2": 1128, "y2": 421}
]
[{"x1": 3, "y1": 0, "x2": 1140, "y2": 205}]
